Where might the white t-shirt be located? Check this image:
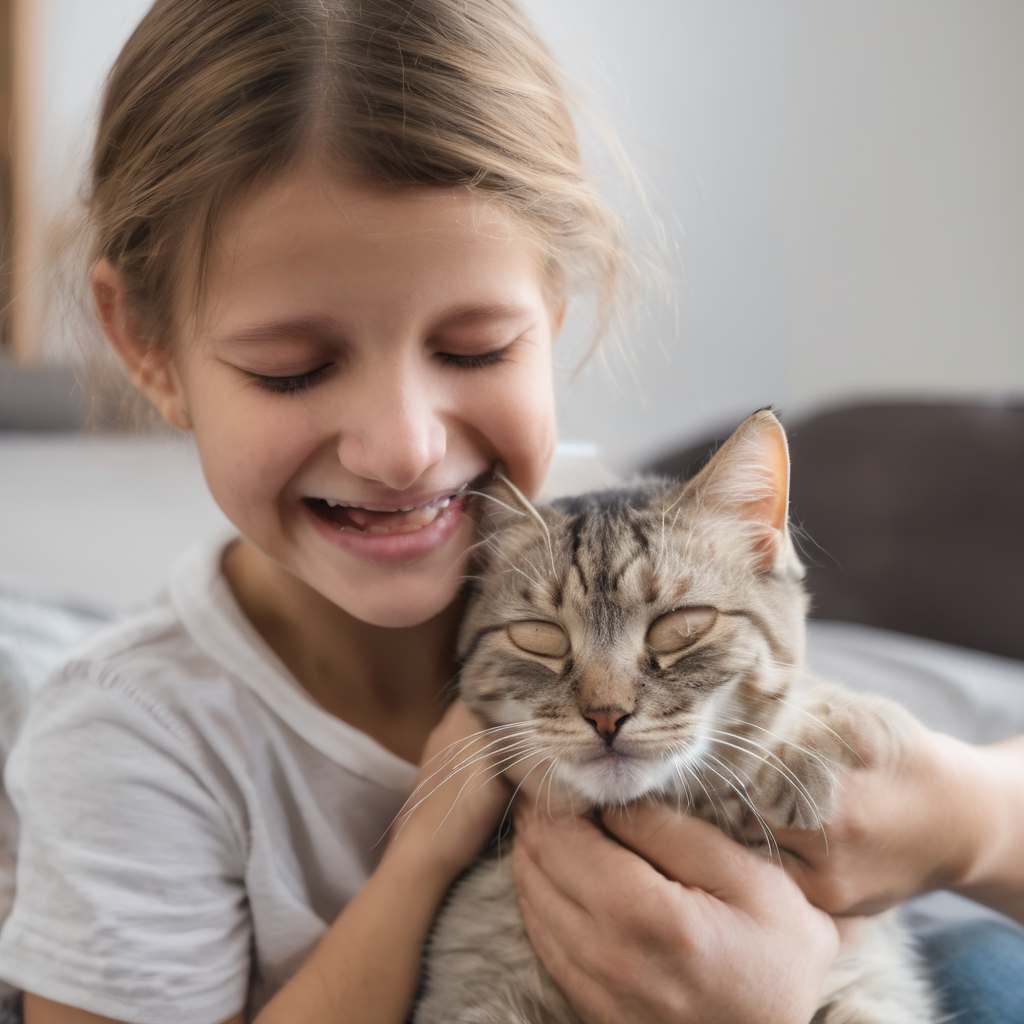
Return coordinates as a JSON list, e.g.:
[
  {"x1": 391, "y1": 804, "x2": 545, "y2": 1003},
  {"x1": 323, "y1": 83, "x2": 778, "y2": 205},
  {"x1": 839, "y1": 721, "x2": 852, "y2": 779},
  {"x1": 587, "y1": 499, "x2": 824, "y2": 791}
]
[{"x1": 0, "y1": 535, "x2": 418, "y2": 1024}]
